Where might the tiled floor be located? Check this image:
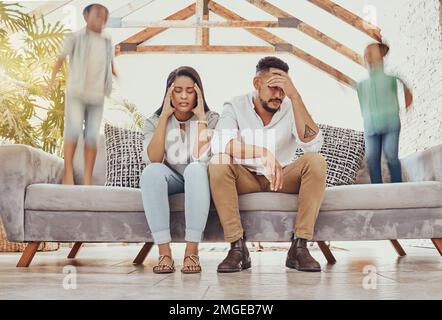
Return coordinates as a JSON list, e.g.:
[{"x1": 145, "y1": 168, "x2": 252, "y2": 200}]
[{"x1": 1, "y1": 241, "x2": 441, "y2": 299}]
